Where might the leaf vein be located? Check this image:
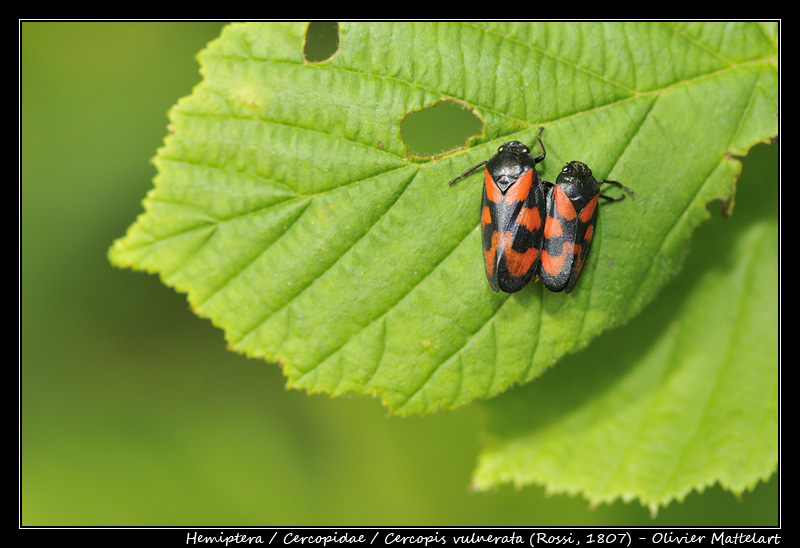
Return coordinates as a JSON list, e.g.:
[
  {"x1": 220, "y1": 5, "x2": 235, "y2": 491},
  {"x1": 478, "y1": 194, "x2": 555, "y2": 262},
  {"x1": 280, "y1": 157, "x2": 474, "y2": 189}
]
[{"x1": 235, "y1": 167, "x2": 419, "y2": 347}]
